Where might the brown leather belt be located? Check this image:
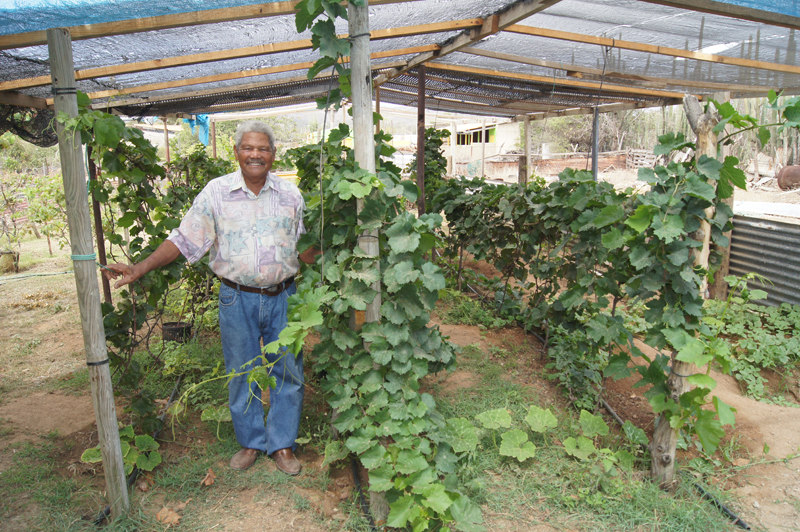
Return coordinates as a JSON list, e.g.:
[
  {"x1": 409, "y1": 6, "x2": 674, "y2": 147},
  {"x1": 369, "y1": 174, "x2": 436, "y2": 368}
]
[{"x1": 219, "y1": 276, "x2": 294, "y2": 296}]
